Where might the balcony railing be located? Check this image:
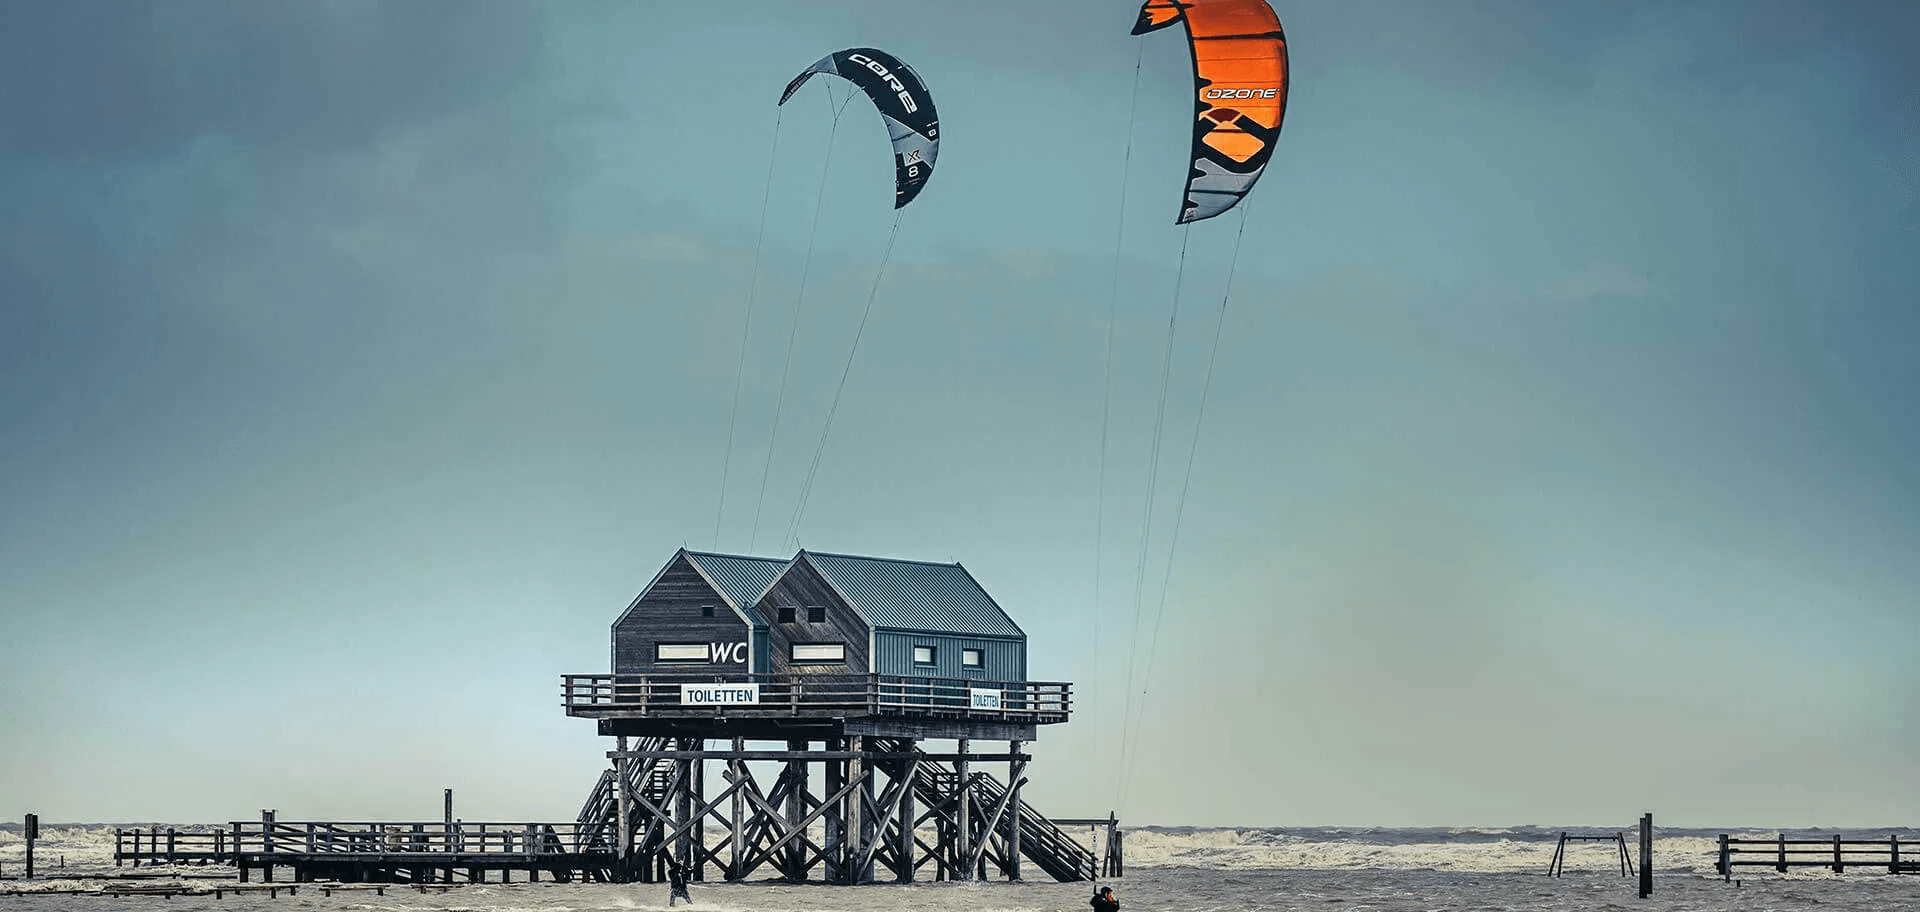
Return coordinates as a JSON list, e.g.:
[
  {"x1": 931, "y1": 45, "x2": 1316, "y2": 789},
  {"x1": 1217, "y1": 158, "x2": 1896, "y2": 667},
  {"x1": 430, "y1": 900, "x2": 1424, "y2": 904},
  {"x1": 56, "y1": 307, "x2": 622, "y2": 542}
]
[{"x1": 561, "y1": 673, "x2": 1071, "y2": 723}]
